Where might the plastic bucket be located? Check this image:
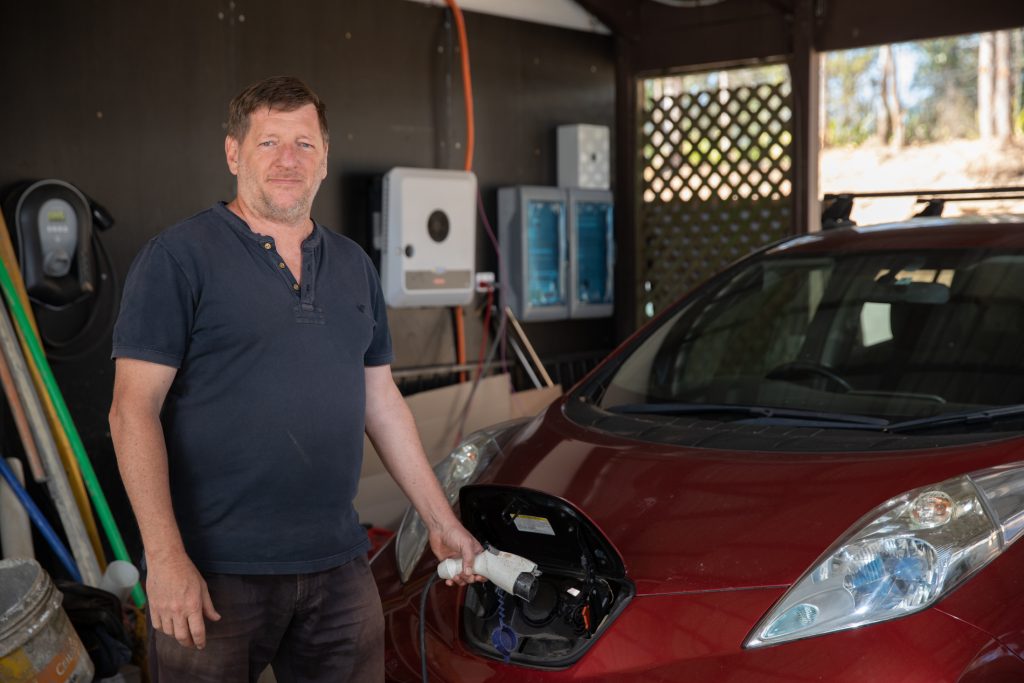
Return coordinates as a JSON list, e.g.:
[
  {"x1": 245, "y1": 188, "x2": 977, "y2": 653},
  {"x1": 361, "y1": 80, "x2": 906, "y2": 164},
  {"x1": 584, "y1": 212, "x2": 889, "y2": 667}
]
[{"x1": 0, "y1": 558, "x2": 94, "y2": 683}]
